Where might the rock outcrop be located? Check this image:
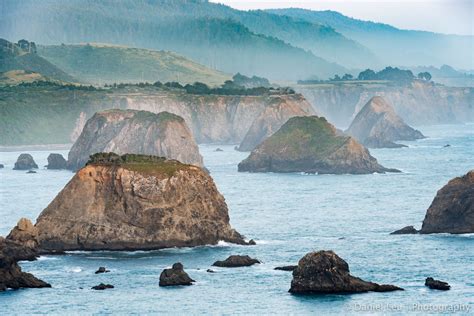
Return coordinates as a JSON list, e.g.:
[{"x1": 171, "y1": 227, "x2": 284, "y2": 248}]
[
  {"x1": 289, "y1": 251, "x2": 403, "y2": 294},
  {"x1": 212, "y1": 255, "x2": 260, "y2": 267},
  {"x1": 9, "y1": 153, "x2": 247, "y2": 252},
  {"x1": 67, "y1": 110, "x2": 203, "y2": 171},
  {"x1": 274, "y1": 265, "x2": 297, "y2": 271},
  {"x1": 346, "y1": 96, "x2": 425, "y2": 148},
  {"x1": 46, "y1": 153, "x2": 67, "y2": 169},
  {"x1": 0, "y1": 237, "x2": 51, "y2": 291},
  {"x1": 91, "y1": 283, "x2": 114, "y2": 290},
  {"x1": 238, "y1": 116, "x2": 398, "y2": 174},
  {"x1": 390, "y1": 226, "x2": 418, "y2": 235},
  {"x1": 159, "y1": 263, "x2": 195, "y2": 286},
  {"x1": 13, "y1": 153, "x2": 38, "y2": 170},
  {"x1": 95, "y1": 267, "x2": 110, "y2": 274},
  {"x1": 237, "y1": 95, "x2": 315, "y2": 151},
  {"x1": 425, "y1": 277, "x2": 450, "y2": 290},
  {"x1": 420, "y1": 170, "x2": 474, "y2": 234}
]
